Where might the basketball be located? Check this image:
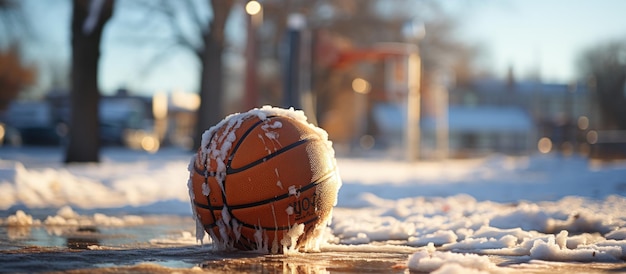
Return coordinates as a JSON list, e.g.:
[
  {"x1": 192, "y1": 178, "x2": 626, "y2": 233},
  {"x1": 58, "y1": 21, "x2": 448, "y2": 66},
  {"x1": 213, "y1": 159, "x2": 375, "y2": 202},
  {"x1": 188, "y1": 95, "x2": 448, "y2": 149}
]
[{"x1": 188, "y1": 106, "x2": 341, "y2": 253}]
